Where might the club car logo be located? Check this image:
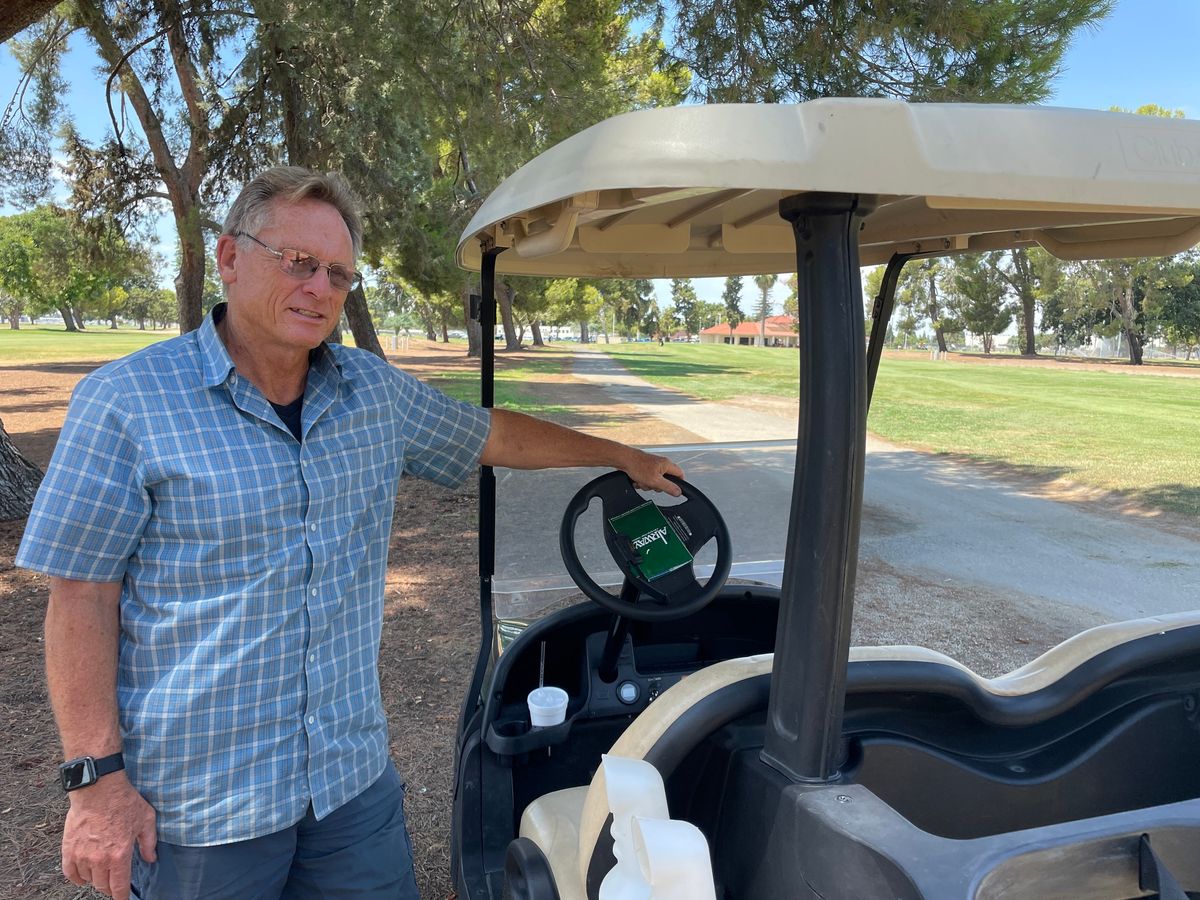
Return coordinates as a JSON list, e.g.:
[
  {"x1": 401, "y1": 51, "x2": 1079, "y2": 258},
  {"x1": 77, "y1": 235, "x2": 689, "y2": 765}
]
[
  {"x1": 1120, "y1": 127, "x2": 1200, "y2": 174},
  {"x1": 633, "y1": 526, "x2": 670, "y2": 550}
]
